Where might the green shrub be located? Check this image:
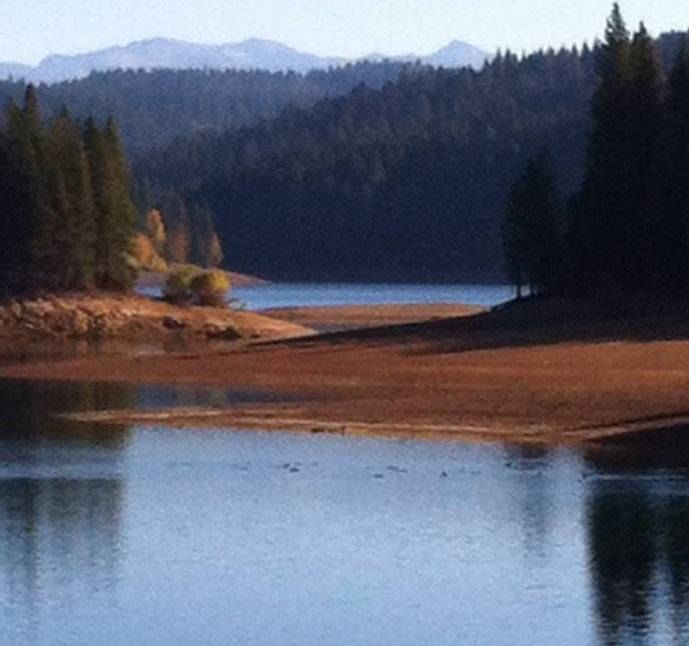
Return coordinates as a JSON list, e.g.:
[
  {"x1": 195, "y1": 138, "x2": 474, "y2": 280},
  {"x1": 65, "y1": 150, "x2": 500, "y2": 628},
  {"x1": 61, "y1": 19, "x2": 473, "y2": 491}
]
[
  {"x1": 191, "y1": 270, "x2": 231, "y2": 307},
  {"x1": 163, "y1": 265, "x2": 200, "y2": 304}
]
